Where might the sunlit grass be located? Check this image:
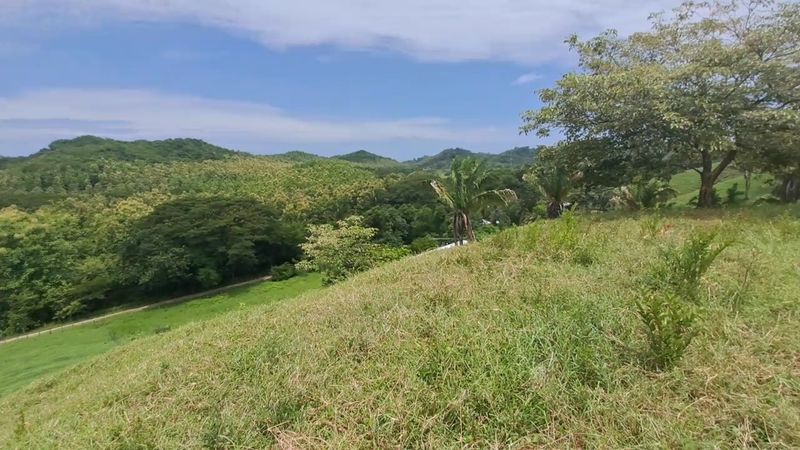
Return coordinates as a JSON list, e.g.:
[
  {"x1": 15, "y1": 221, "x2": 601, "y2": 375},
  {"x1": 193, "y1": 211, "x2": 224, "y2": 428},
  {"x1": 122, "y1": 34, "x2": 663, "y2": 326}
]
[
  {"x1": 2, "y1": 208, "x2": 799, "y2": 447},
  {"x1": 0, "y1": 274, "x2": 322, "y2": 398}
]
